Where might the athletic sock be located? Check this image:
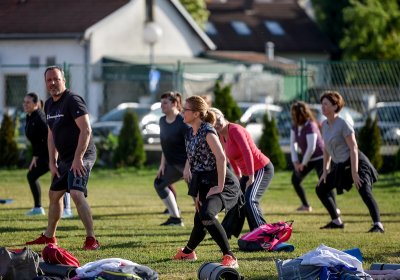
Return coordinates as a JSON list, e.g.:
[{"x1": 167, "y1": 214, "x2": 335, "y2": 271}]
[
  {"x1": 63, "y1": 193, "x2": 71, "y2": 210},
  {"x1": 162, "y1": 190, "x2": 180, "y2": 218}
]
